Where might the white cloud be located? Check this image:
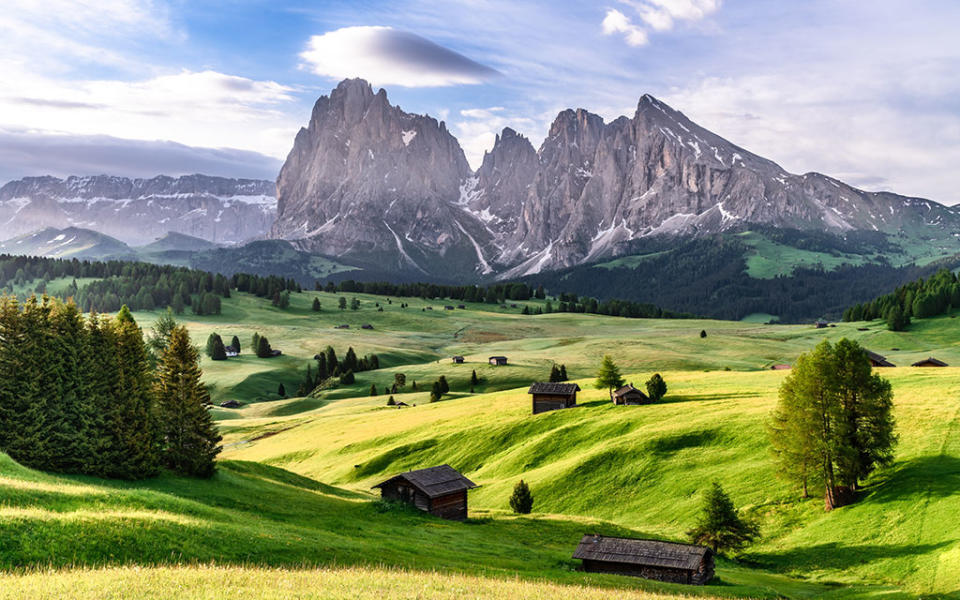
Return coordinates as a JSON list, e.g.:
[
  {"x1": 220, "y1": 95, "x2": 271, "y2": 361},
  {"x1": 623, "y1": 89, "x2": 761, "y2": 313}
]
[
  {"x1": 300, "y1": 26, "x2": 500, "y2": 87},
  {"x1": 603, "y1": 0, "x2": 721, "y2": 46},
  {"x1": 0, "y1": 69, "x2": 301, "y2": 161},
  {"x1": 602, "y1": 10, "x2": 649, "y2": 47}
]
